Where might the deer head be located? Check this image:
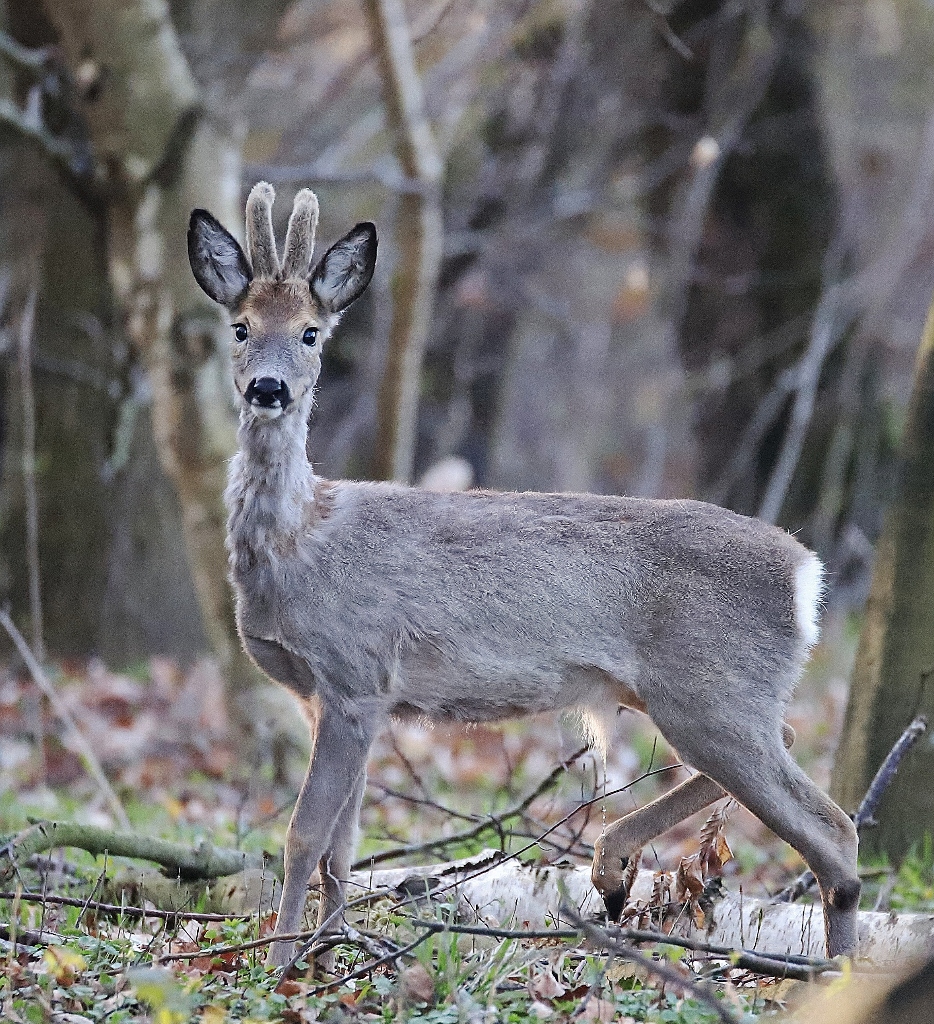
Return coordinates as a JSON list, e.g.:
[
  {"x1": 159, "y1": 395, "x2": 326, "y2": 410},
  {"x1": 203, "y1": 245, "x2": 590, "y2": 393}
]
[{"x1": 187, "y1": 182, "x2": 377, "y2": 420}]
